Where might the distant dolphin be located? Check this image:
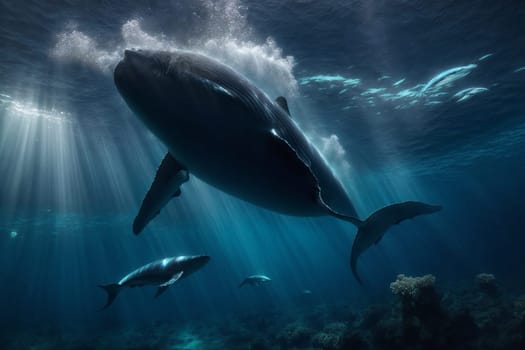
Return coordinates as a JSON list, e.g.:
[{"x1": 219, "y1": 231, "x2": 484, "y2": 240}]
[
  {"x1": 113, "y1": 50, "x2": 441, "y2": 281},
  {"x1": 98, "y1": 255, "x2": 210, "y2": 310},
  {"x1": 350, "y1": 201, "x2": 442, "y2": 283},
  {"x1": 239, "y1": 275, "x2": 271, "y2": 288}
]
